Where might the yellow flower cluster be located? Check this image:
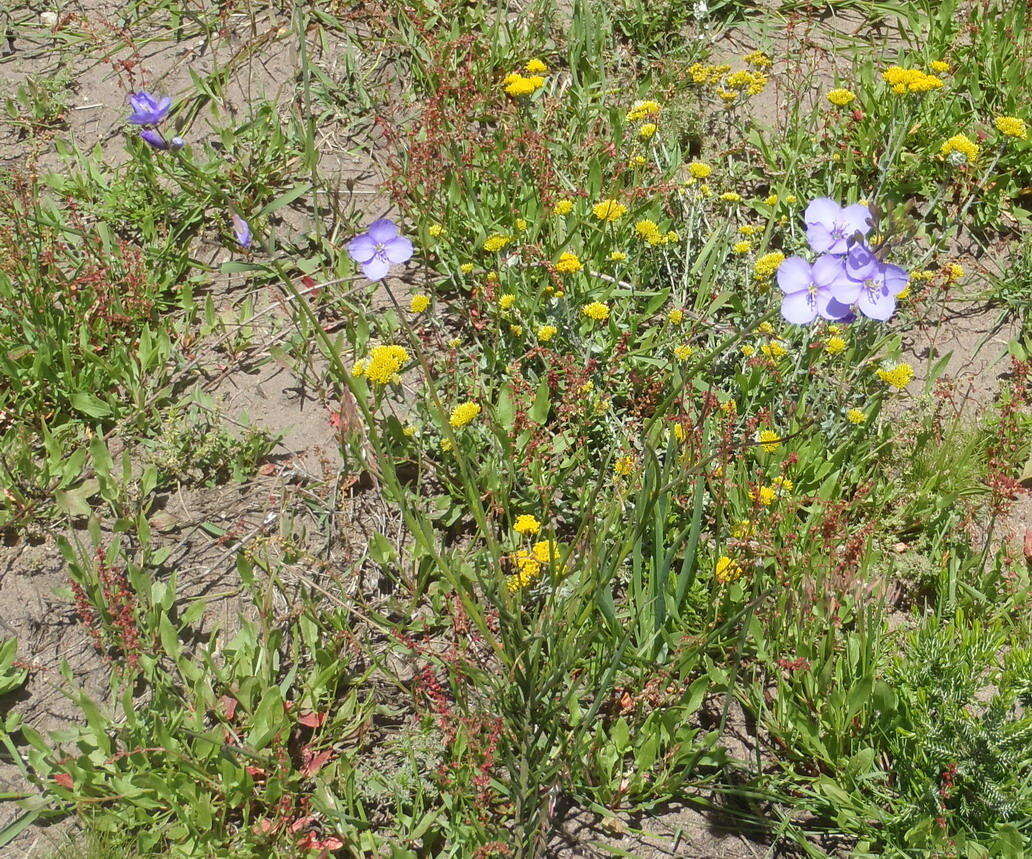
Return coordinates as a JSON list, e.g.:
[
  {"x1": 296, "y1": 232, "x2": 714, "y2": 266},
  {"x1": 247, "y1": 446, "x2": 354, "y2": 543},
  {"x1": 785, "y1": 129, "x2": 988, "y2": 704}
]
[
  {"x1": 824, "y1": 335, "x2": 847, "y2": 355},
  {"x1": 409, "y1": 294, "x2": 430, "y2": 313},
  {"x1": 667, "y1": 308, "x2": 684, "y2": 324},
  {"x1": 689, "y1": 61, "x2": 768, "y2": 102},
  {"x1": 715, "y1": 556, "x2": 743, "y2": 583},
  {"x1": 582, "y1": 301, "x2": 610, "y2": 321},
  {"x1": 484, "y1": 233, "x2": 511, "y2": 252},
  {"x1": 995, "y1": 116, "x2": 1027, "y2": 139},
  {"x1": 626, "y1": 99, "x2": 661, "y2": 121},
  {"x1": 499, "y1": 294, "x2": 516, "y2": 309},
  {"x1": 428, "y1": 223, "x2": 444, "y2": 237},
  {"x1": 724, "y1": 69, "x2": 769, "y2": 96},
  {"x1": 750, "y1": 485, "x2": 777, "y2": 506},
  {"x1": 882, "y1": 66, "x2": 943, "y2": 94},
  {"x1": 753, "y1": 251, "x2": 785, "y2": 280},
  {"x1": 555, "y1": 252, "x2": 582, "y2": 273},
  {"x1": 846, "y1": 408, "x2": 867, "y2": 425},
  {"x1": 761, "y1": 340, "x2": 788, "y2": 360},
  {"x1": 688, "y1": 161, "x2": 712, "y2": 179},
  {"x1": 513, "y1": 514, "x2": 541, "y2": 535},
  {"x1": 537, "y1": 324, "x2": 557, "y2": 342},
  {"x1": 688, "y1": 63, "x2": 731, "y2": 84},
  {"x1": 592, "y1": 199, "x2": 627, "y2": 221},
  {"x1": 504, "y1": 60, "x2": 548, "y2": 96},
  {"x1": 504, "y1": 73, "x2": 546, "y2": 96},
  {"x1": 633, "y1": 219, "x2": 677, "y2": 246},
  {"x1": 757, "y1": 429, "x2": 781, "y2": 452},
  {"x1": 609, "y1": 250, "x2": 628, "y2": 261},
  {"x1": 877, "y1": 363, "x2": 914, "y2": 390},
  {"x1": 721, "y1": 192, "x2": 743, "y2": 202},
  {"x1": 449, "y1": 400, "x2": 481, "y2": 427},
  {"x1": 929, "y1": 60, "x2": 951, "y2": 74},
  {"x1": 553, "y1": 198, "x2": 574, "y2": 216},
  {"x1": 638, "y1": 123, "x2": 658, "y2": 140},
  {"x1": 673, "y1": 344, "x2": 693, "y2": 360},
  {"x1": 826, "y1": 88, "x2": 855, "y2": 106},
  {"x1": 613, "y1": 455, "x2": 636, "y2": 477},
  {"x1": 940, "y1": 134, "x2": 979, "y2": 163},
  {"x1": 732, "y1": 240, "x2": 751, "y2": 254},
  {"x1": 352, "y1": 344, "x2": 408, "y2": 385},
  {"x1": 506, "y1": 539, "x2": 560, "y2": 592}
]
